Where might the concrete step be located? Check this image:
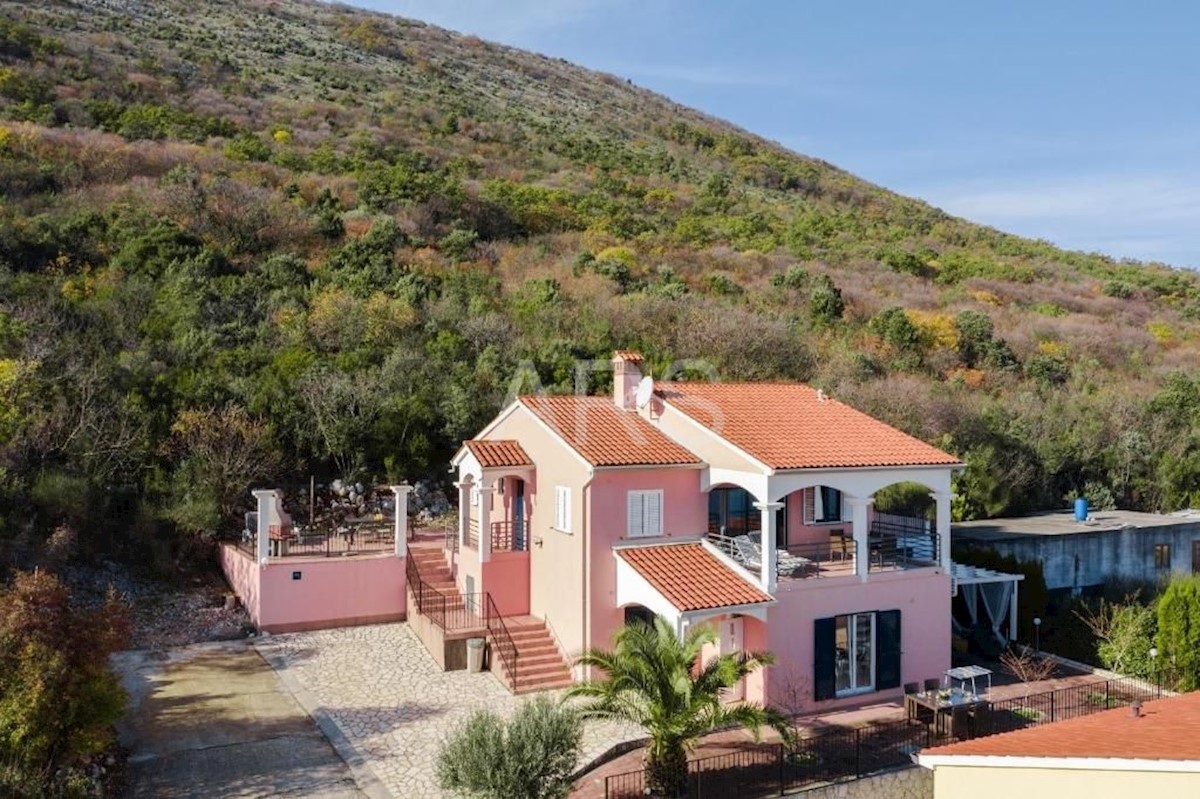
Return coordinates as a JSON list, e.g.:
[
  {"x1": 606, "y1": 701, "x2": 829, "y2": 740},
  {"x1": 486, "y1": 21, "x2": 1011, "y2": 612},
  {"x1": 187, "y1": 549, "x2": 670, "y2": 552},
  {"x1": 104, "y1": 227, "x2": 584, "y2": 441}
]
[{"x1": 514, "y1": 676, "x2": 573, "y2": 694}]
